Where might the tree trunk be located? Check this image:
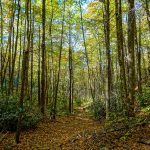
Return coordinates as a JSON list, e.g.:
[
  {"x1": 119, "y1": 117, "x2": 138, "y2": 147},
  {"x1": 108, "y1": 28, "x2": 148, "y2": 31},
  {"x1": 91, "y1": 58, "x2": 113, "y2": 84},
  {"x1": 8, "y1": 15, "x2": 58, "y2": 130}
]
[
  {"x1": 68, "y1": 10, "x2": 73, "y2": 113},
  {"x1": 115, "y1": 0, "x2": 127, "y2": 113},
  {"x1": 103, "y1": 0, "x2": 112, "y2": 119},
  {"x1": 79, "y1": 0, "x2": 95, "y2": 101},
  {"x1": 145, "y1": 0, "x2": 150, "y2": 32},
  {"x1": 127, "y1": 0, "x2": 136, "y2": 117},
  {"x1": 38, "y1": 26, "x2": 41, "y2": 110},
  {"x1": 53, "y1": 0, "x2": 66, "y2": 119},
  {"x1": 16, "y1": 0, "x2": 30, "y2": 143},
  {"x1": 9, "y1": 0, "x2": 20, "y2": 94},
  {"x1": 41, "y1": 0, "x2": 46, "y2": 115},
  {"x1": 137, "y1": 18, "x2": 142, "y2": 93},
  {"x1": 30, "y1": 5, "x2": 34, "y2": 102},
  {"x1": 0, "y1": 0, "x2": 3, "y2": 90}
]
